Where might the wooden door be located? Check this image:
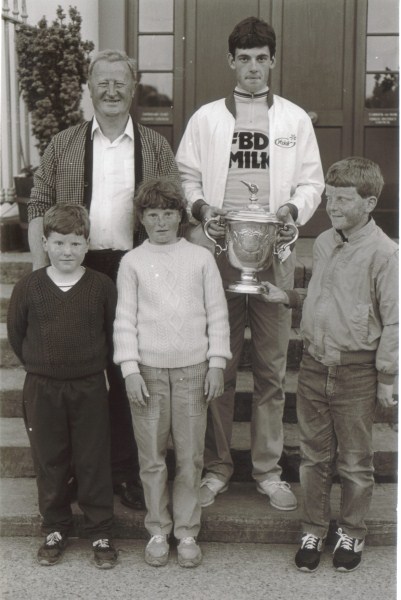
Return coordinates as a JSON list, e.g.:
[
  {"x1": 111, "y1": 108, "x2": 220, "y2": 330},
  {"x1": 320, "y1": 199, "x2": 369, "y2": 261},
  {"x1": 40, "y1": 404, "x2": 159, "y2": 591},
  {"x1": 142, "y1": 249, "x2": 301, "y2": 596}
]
[{"x1": 183, "y1": 0, "x2": 357, "y2": 237}]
